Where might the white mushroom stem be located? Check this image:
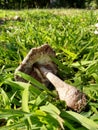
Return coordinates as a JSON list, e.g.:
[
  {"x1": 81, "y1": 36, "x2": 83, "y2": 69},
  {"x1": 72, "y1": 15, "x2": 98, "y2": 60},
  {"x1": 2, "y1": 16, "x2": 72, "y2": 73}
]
[{"x1": 39, "y1": 66, "x2": 87, "y2": 112}]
